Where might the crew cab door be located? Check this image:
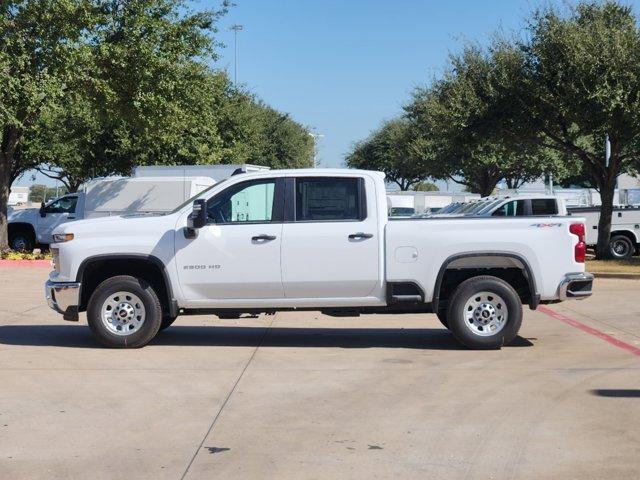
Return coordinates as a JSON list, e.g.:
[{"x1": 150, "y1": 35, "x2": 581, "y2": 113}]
[
  {"x1": 281, "y1": 175, "x2": 380, "y2": 299},
  {"x1": 175, "y1": 177, "x2": 285, "y2": 302},
  {"x1": 37, "y1": 195, "x2": 78, "y2": 244}
]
